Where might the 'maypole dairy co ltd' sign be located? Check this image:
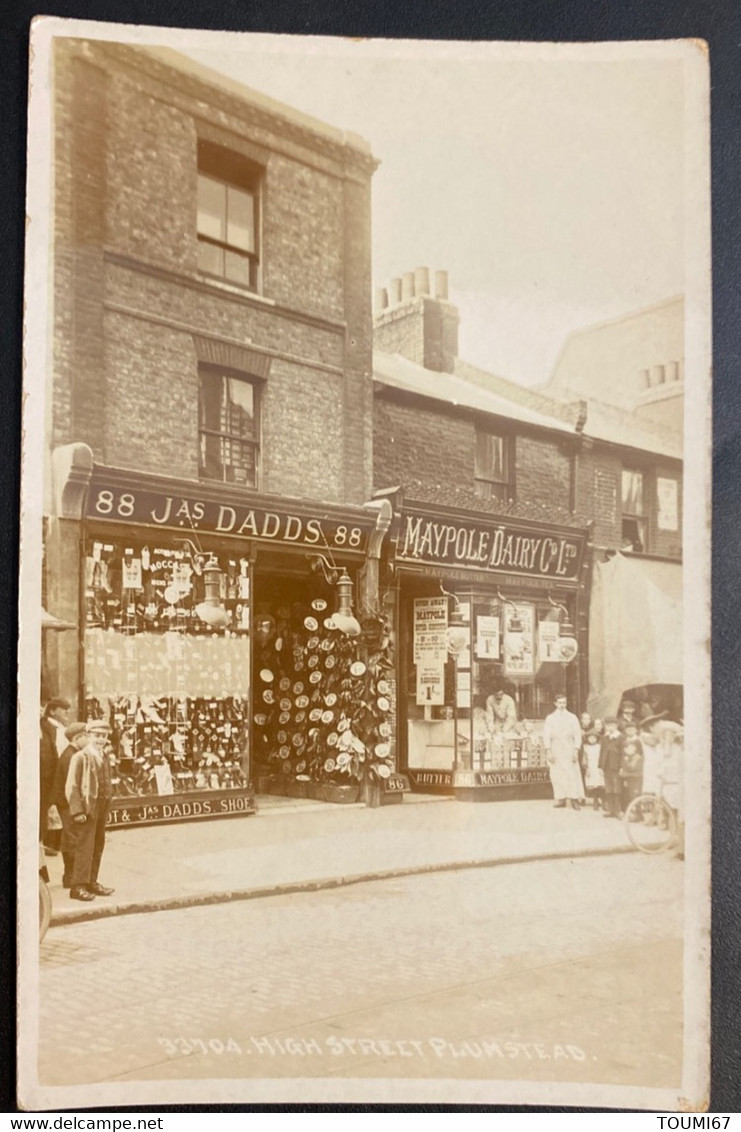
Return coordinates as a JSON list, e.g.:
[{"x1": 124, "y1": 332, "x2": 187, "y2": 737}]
[{"x1": 397, "y1": 509, "x2": 585, "y2": 582}]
